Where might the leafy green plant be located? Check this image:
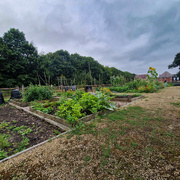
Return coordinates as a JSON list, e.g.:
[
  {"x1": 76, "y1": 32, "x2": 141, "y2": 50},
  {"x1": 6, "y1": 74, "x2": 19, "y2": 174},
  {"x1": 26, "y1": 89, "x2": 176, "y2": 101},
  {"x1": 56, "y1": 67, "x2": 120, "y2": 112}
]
[
  {"x1": 23, "y1": 84, "x2": 53, "y2": 102},
  {"x1": 15, "y1": 136, "x2": 29, "y2": 153},
  {"x1": 53, "y1": 129, "x2": 60, "y2": 135},
  {"x1": 13, "y1": 126, "x2": 32, "y2": 136},
  {"x1": 110, "y1": 75, "x2": 164, "y2": 93},
  {"x1": 55, "y1": 99, "x2": 84, "y2": 125},
  {"x1": 147, "y1": 67, "x2": 158, "y2": 82},
  {"x1": 110, "y1": 75, "x2": 126, "y2": 86},
  {"x1": 0, "y1": 149, "x2": 8, "y2": 160},
  {"x1": 0, "y1": 134, "x2": 10, "y2": 149},
  {"x1": 0, "y1": 122, "x2": 10, "y2": 130},
  {"x1": 32, "y1": 101, "x2": 54, "y2": 114},
  {"x1": 55, "y1": 91, "x2": 117, "y2": 126}
]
